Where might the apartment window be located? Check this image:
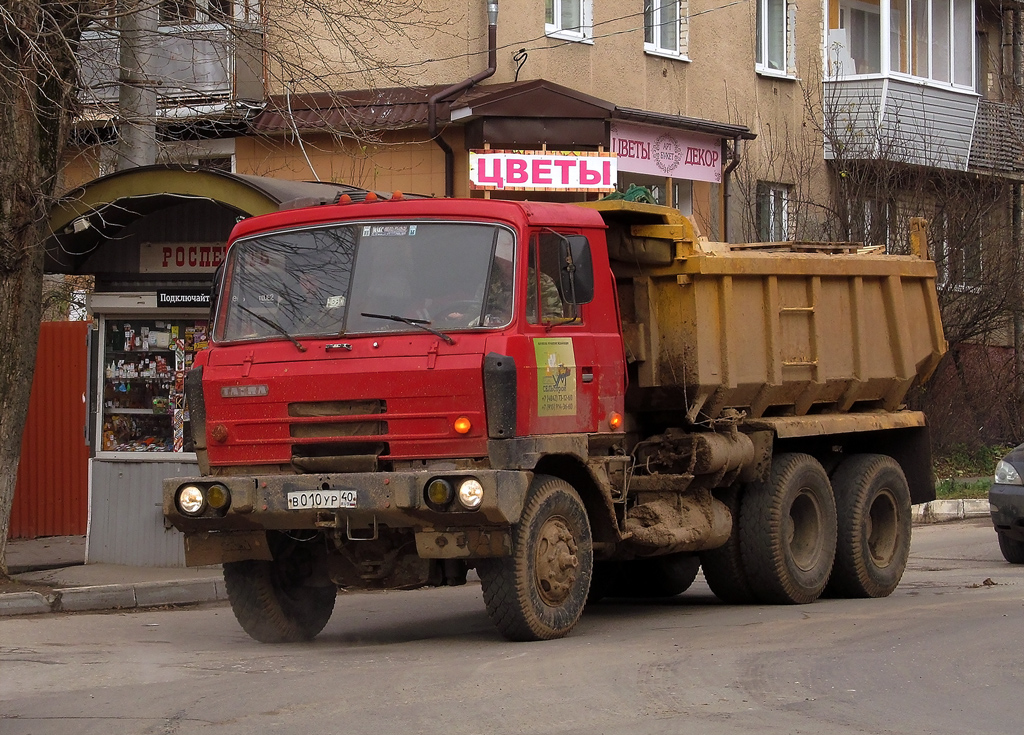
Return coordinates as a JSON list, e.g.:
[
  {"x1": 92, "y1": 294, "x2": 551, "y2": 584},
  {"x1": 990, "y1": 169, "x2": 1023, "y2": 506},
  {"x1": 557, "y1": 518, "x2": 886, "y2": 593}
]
[
  {"x1": 545, "y1": 0, "x2": 592, "y2": 41},
  {"x1": 933, "y1": 212, "x2": 982, "y2": 287},
  {"x1": 756, "y1": 0, "x2": 790, "y2": 74},
  {"x1": 645, "y1": 0, "x2": 684, "y2": 56},
  {"x1": 827, "y1": 0, "x2": 974, "y2": 87},
  {"x1": 849, "y1": 198, "x2": 892, "y2": 249},
  {"x1": 757, "y1": 183, "x2": 790, "y2": 241},
  {"x1": 160, "y1": 0, "x2": 259, "y2": 25}
]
